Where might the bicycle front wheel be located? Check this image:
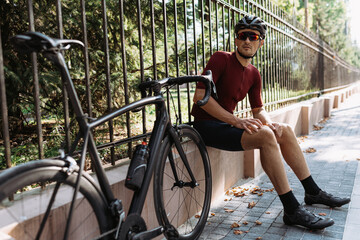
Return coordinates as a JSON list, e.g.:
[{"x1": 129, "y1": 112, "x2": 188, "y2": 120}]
[
  {"x1": 154, "y1": 125, "x2": 212, "y2": 239},
  {"x1": 0, "y1": 159, "x2": 113, "y2": 240}
]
